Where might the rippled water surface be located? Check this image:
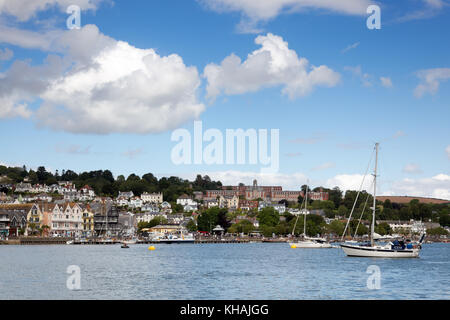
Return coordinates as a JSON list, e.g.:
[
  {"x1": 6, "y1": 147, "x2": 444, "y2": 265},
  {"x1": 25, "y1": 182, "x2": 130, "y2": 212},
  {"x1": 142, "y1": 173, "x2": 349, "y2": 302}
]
[{"x1": 1, "y1": 243, "x2": 449, "y2": 299}]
